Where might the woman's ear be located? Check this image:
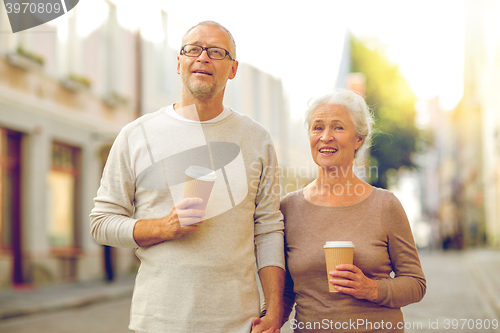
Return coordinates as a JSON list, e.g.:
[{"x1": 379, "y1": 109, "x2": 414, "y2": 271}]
[{"x1": 355, "y1": 136, "x2": 363, "y2": 150}]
